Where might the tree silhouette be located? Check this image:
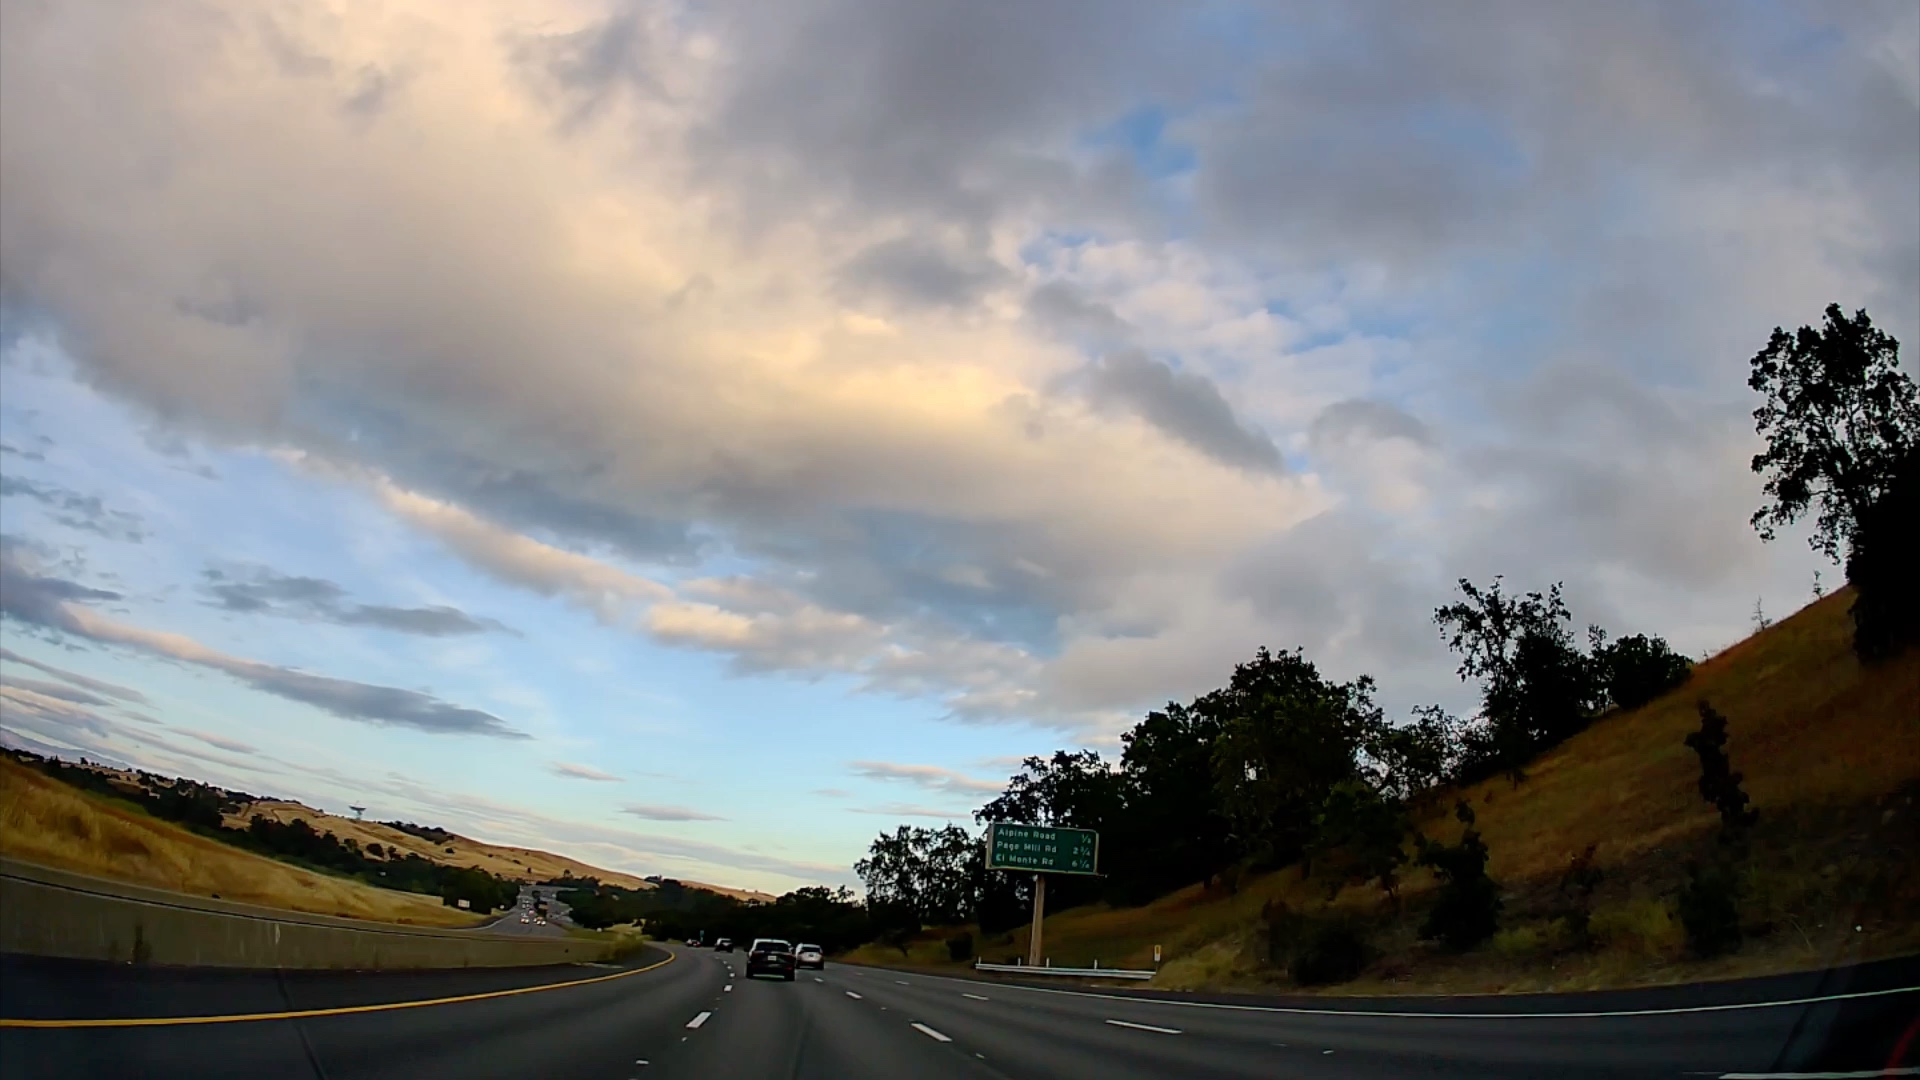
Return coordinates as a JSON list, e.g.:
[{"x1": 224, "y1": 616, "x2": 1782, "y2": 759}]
[{"x1": 1748, "y1": 303, "x2": 1919, "y2": 563}]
